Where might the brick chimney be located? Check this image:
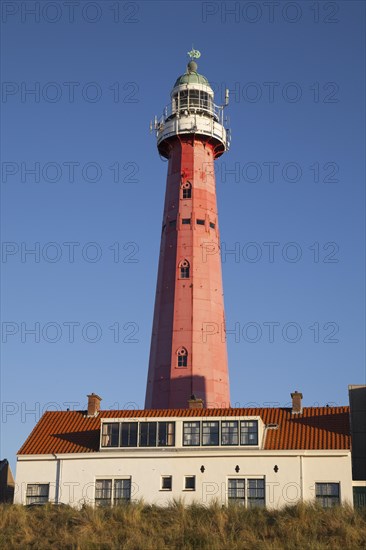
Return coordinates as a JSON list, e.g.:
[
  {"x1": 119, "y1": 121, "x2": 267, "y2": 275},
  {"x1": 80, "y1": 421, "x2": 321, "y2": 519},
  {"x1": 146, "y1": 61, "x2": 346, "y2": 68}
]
[
  {"x1": 188, "y1": 395, "x2": 204, "y2": 409},
  {"x1": 87, "y1": 393, "x2": 102, "y2": 417},
  {"x1": 291, "y1": 391, "x2": 303, "y2": 414}
]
